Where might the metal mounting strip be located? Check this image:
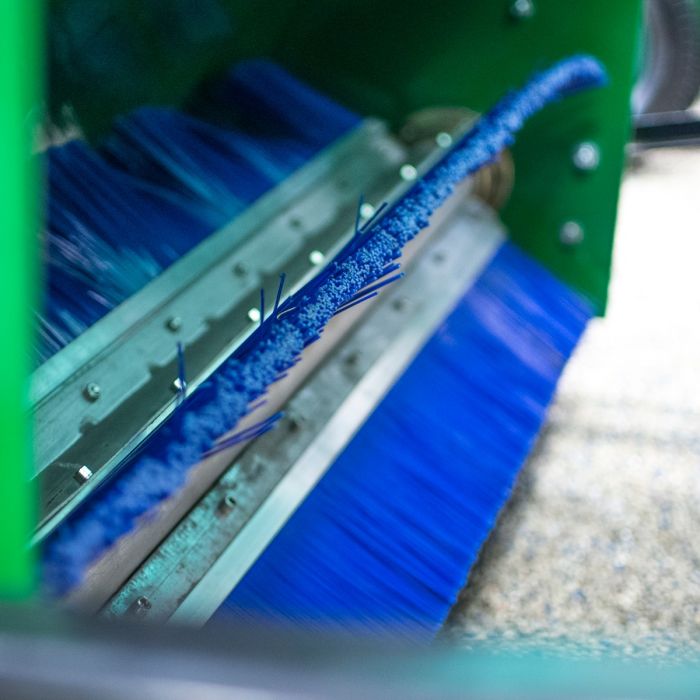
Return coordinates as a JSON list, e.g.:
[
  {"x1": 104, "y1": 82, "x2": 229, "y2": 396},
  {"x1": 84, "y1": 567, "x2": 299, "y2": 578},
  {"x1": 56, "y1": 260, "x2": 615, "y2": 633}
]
[
  {"x1": 103, "y1": 198, "x2": 504, "y2": 625},
  {"x1": 32, "y1": 120, "x2": 407, "y2": 541}
]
